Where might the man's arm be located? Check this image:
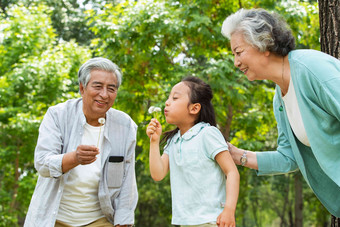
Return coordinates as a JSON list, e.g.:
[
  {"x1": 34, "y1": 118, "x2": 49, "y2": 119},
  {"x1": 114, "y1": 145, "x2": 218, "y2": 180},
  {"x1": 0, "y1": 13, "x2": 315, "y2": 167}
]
[{"x1": 34, "y1": 108, "x2": 65, "y2": 178}]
